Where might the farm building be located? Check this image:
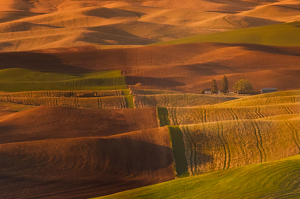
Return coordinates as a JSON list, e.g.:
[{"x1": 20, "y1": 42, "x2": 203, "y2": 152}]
[
  {"x1": 260, "y1": 88, "x2": 277, "y2": 94},
  {"x1": 205, "y1": 89, "x2": 211, "y2": 94}
]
